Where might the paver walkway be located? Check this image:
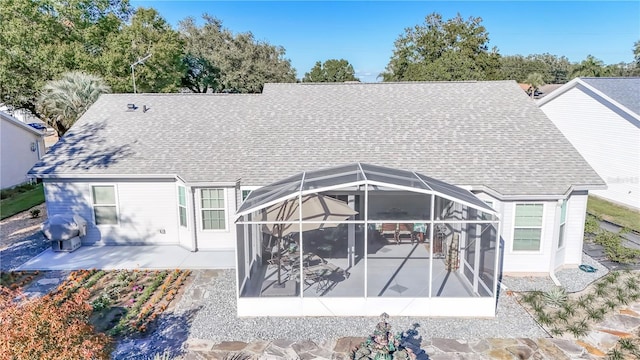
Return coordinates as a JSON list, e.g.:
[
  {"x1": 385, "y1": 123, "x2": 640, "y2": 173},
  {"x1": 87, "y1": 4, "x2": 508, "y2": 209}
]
[
  {"x1": 179, "y1": 308, "x2": 640, "y2": 360},
  {"x1": 174, "y1": 270, "x2": 640, "y2": 360}
]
